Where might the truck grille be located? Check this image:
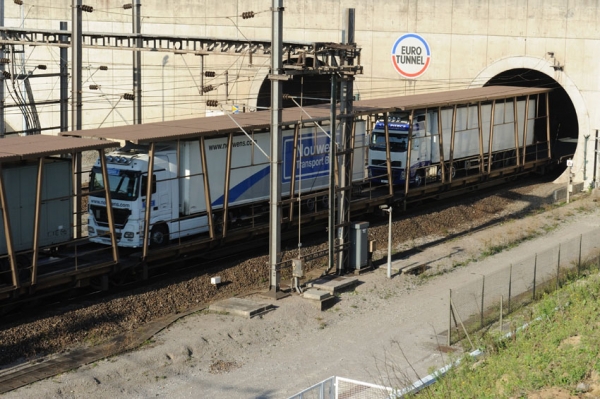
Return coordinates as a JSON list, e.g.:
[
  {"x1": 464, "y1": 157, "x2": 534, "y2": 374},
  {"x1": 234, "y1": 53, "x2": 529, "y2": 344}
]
[
  {"x1": 371, "y1": 160, "x2": 402, "y2": 167},
  {"x1": 91, "y1": 205, "x2": 131, "y2": 228}
]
